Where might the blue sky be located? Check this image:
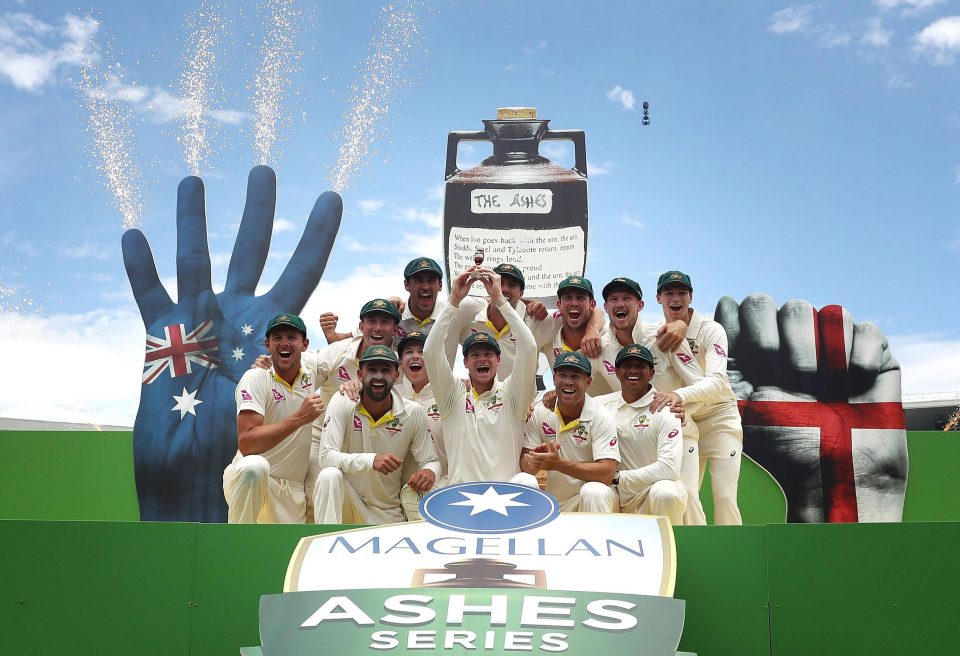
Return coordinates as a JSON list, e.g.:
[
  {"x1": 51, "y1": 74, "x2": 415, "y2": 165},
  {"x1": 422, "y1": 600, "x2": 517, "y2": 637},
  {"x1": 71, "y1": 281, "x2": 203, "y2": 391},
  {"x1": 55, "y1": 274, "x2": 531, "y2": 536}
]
[{"x1": 0, "y1": 0, "x2": 958, "y2": 424}]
